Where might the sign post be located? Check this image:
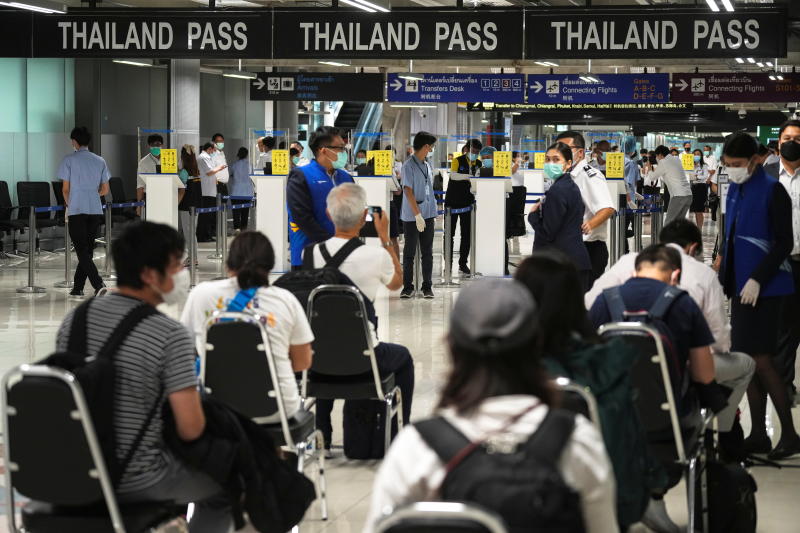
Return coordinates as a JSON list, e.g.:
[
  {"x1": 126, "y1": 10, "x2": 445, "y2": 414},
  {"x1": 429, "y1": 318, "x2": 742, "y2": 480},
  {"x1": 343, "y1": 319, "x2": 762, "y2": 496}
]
[
  {"x1": 527, "y1": 74, "x2": 669, "y2": 104},
  {"x1": 387, "y1": 73, "x2": 525, "y2": 103},
  {"x1": 250, "y1": 72, "x2": 383, "y2": 102},
  {"x1": 671, "y1": 73, "x2": 800, "y2": 103}
]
